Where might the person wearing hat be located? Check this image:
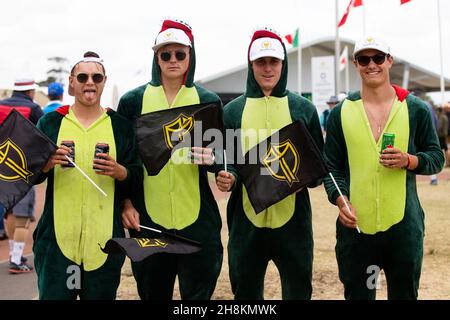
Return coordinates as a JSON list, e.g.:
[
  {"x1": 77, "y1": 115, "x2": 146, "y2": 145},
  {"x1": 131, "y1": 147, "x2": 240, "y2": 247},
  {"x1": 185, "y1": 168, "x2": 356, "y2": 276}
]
[
  {"x1": 215, "y1": 28, "x2": 323, "y2": 299},
  {"x1": 118, "y1": 19, "x2": 223, "y2": 300},
  {"x1": 0, "y1": 204, "x2": 6, "y2": 241},
  {"x1": 43, "y1": 82, "x2": 64, "y2": 114},
  {"x1": 33, "y1": 51, "x2": 142, "y2": 299},
  {"x1": 323, "y1": 36, "x2": 444, "y2": 299},
  {"x1": 0, "y1": 78, "x2": 44, "y2": 273},
  {"x1": 320, "y1": 95, "x2": 340, "y2": 136}
]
